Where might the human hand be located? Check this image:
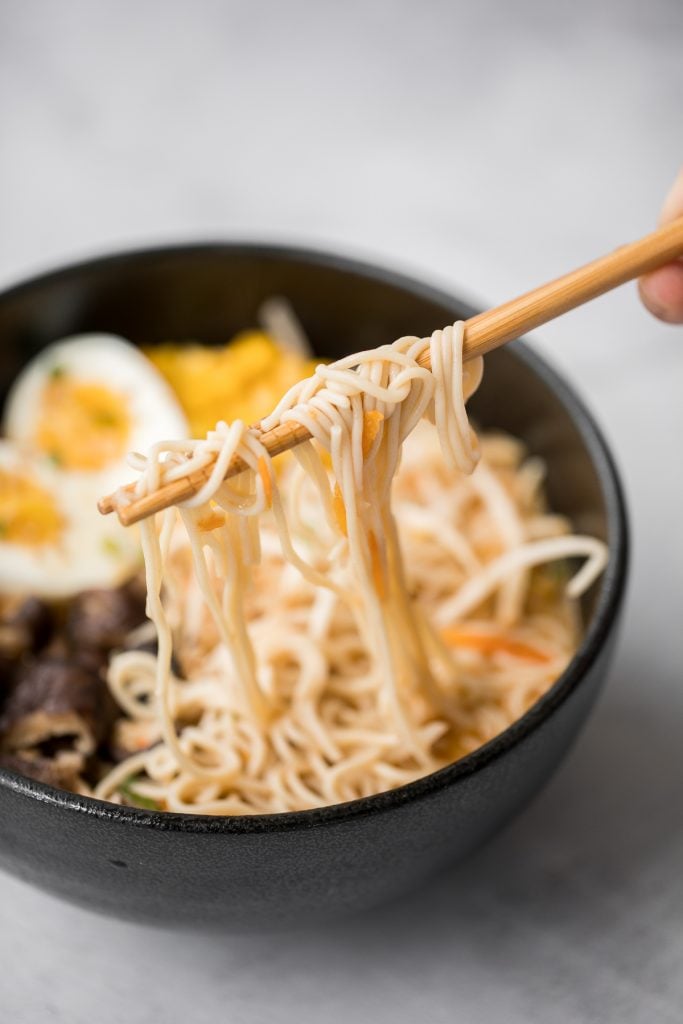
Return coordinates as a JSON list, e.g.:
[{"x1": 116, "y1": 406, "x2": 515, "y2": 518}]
[{"x1": 638, "y1": 168, "x2": 683, "y2": 323}]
